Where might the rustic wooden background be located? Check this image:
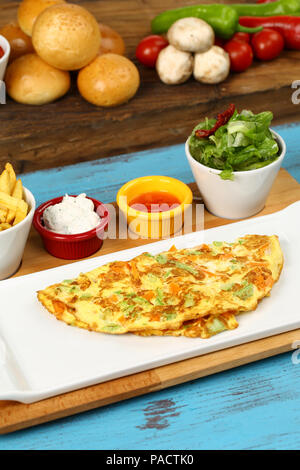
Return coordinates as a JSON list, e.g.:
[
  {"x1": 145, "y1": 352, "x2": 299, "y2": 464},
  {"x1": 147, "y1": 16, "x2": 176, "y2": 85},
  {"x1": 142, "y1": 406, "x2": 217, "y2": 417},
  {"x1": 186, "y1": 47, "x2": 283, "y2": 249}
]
[{"x1": 1, "y1": 0, "x2": 300, "y2": 174}]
